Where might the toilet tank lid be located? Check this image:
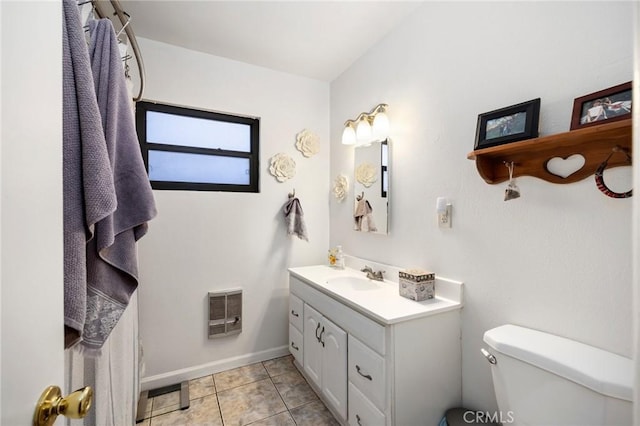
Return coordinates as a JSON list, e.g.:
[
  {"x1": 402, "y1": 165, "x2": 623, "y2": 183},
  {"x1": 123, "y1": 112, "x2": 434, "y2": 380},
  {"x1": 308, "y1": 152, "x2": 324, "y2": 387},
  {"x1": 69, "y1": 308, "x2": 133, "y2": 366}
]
[{"x1": 483, "y1": 324, "x2": 632, "y2": 402}]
